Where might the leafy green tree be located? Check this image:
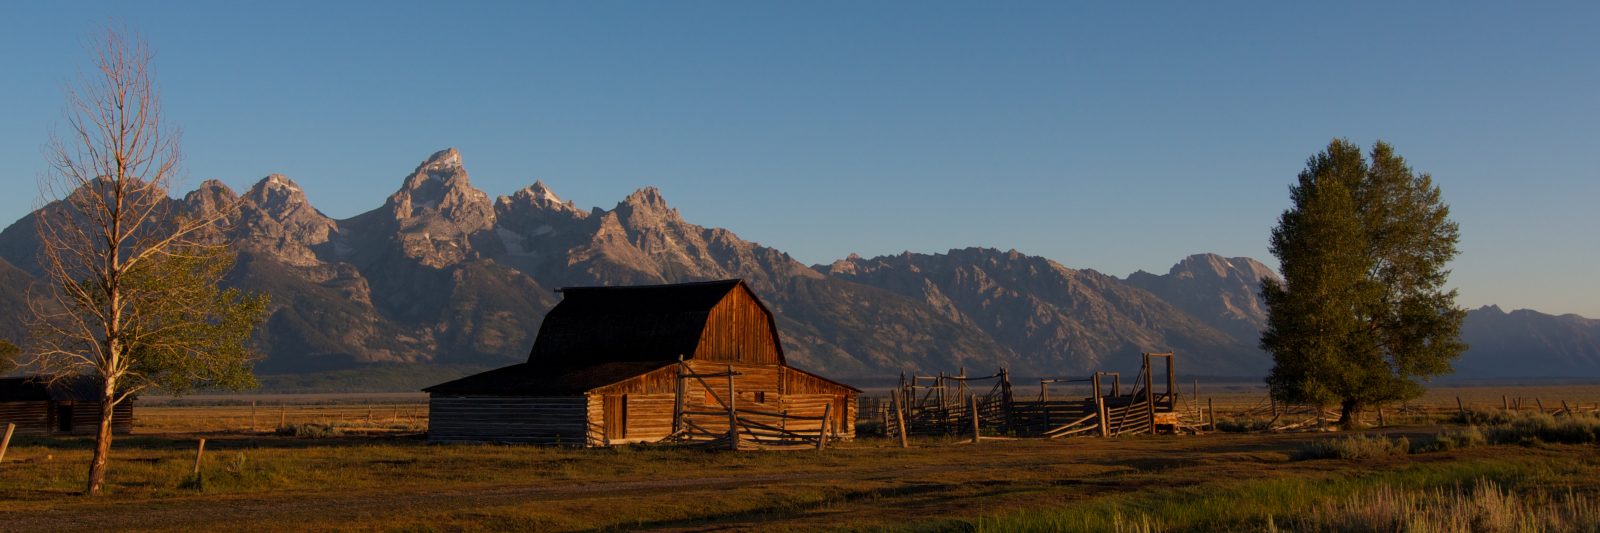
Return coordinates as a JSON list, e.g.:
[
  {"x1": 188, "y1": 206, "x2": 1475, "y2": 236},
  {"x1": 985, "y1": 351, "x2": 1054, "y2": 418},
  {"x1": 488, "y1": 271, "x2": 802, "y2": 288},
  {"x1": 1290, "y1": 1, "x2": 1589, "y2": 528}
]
[
  {"x1": 1261, "y1": 139, "x2": 1465, "y2": 428},
  {"x1": 30, "y1": 28, "x2": 268, "y2": 496}
]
